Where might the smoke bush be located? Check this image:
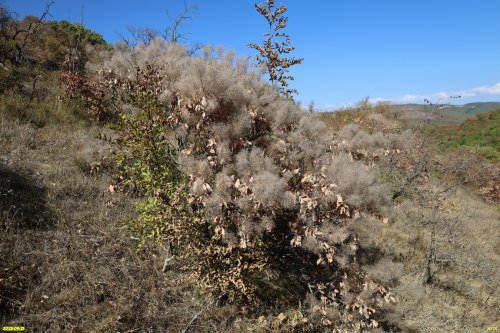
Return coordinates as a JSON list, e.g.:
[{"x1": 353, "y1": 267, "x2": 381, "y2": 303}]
[{"x1": 86, "y1": 39, "x2": 402, "y2": 330}]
